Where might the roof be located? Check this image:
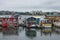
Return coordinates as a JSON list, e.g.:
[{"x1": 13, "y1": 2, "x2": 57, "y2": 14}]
[{"x1": 47, "y1": 15, "x2": 60, "y2": 16}]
